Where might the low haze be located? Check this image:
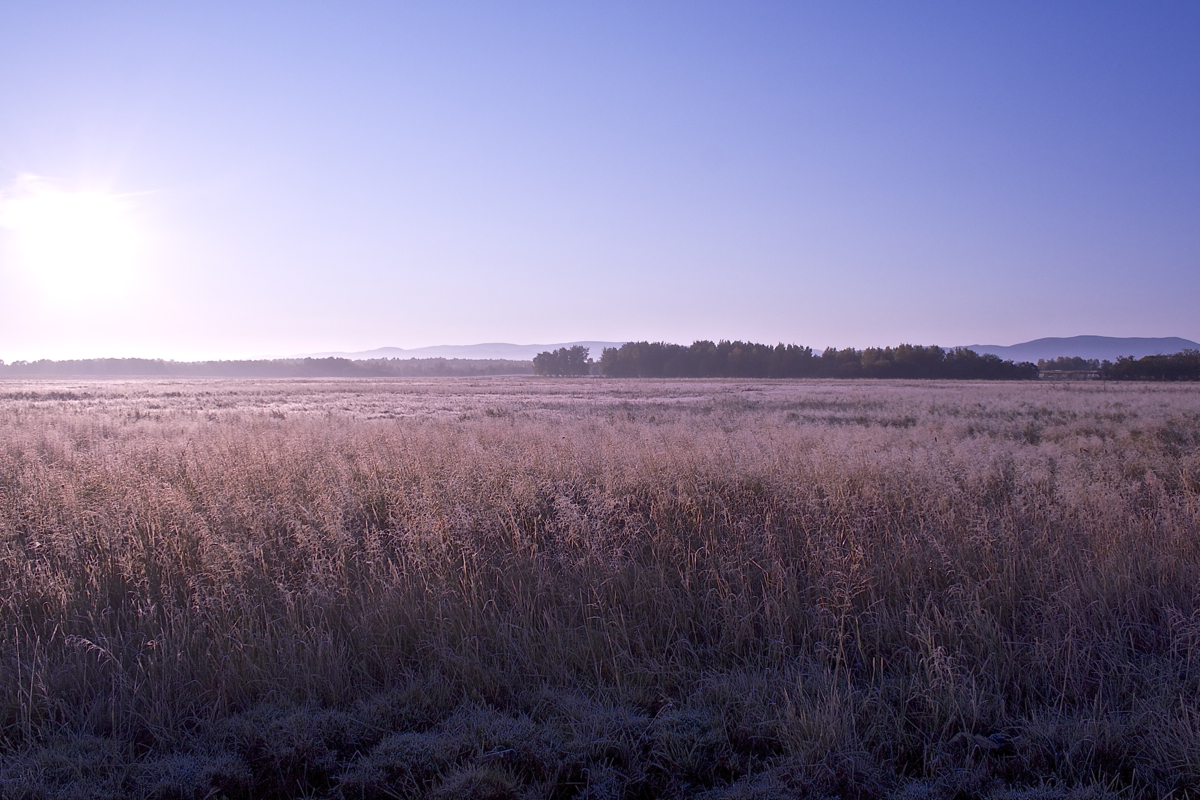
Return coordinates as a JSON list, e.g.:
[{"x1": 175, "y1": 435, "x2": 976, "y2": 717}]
[{"x1": 1, "y1": 3, "x2": 1197, "y2": 361}]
